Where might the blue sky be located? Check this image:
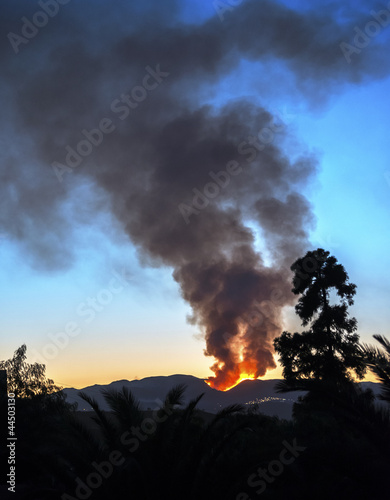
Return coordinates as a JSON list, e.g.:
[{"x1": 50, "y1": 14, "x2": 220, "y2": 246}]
[{"x1": 0, "y1": 0, "x2": 389, "y2": 388}]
